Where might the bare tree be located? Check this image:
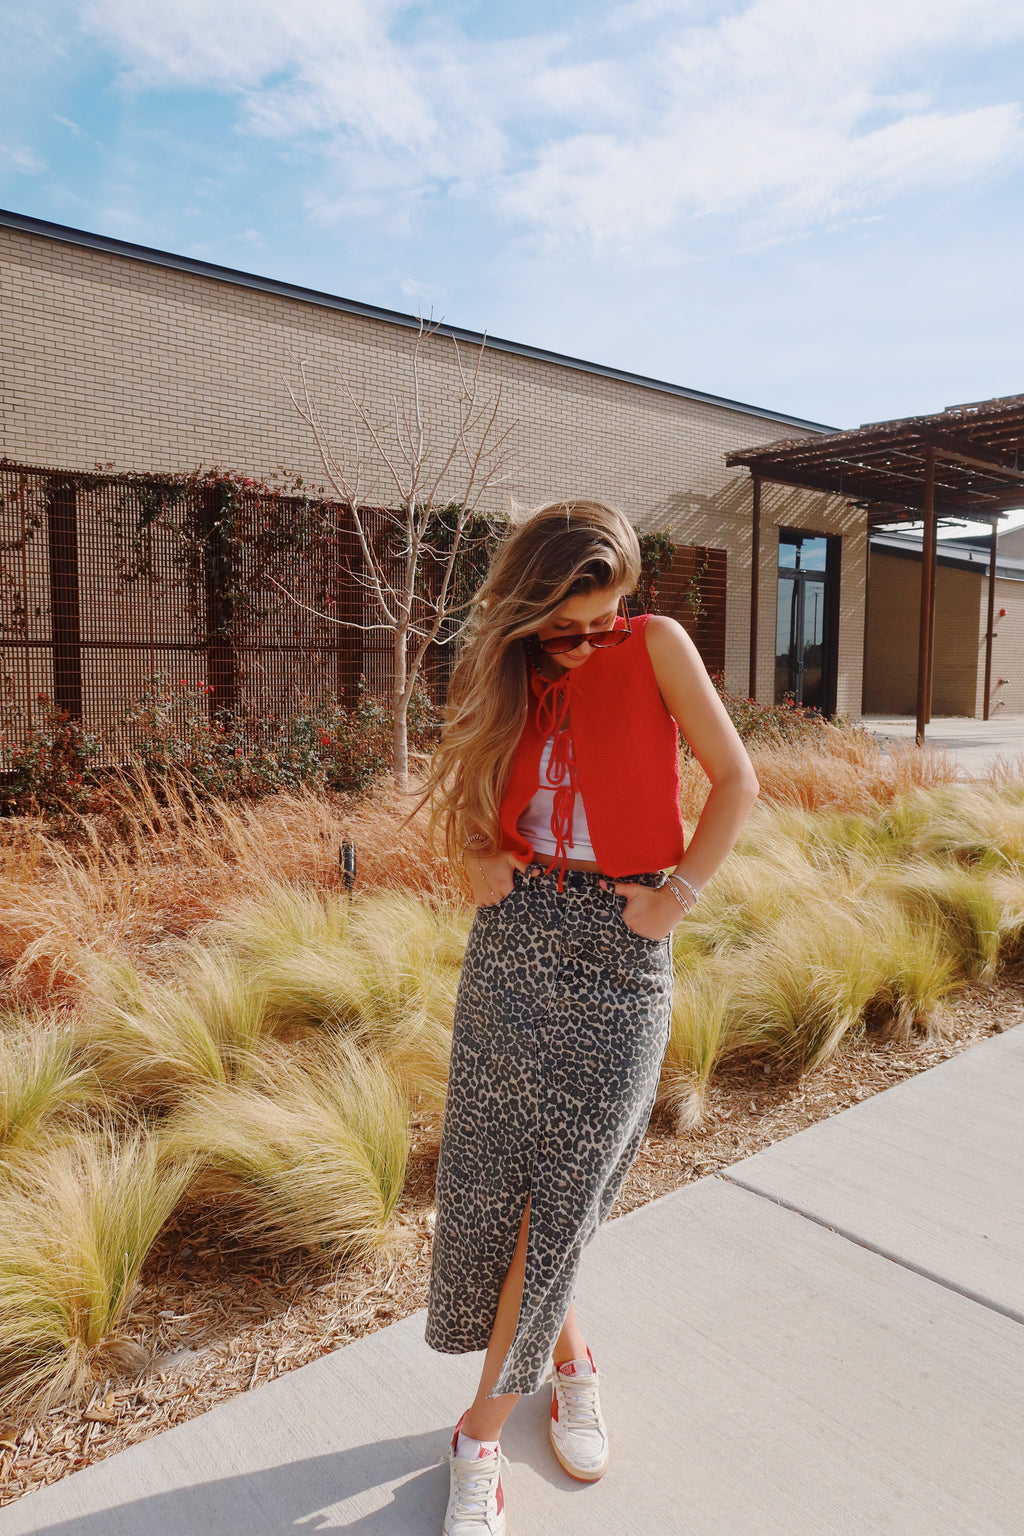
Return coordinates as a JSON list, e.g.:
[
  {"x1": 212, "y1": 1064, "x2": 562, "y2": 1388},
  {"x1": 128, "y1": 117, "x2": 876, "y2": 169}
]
[{"x1": 284, "y1": 318, "x2": 515, "y2": 788}]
